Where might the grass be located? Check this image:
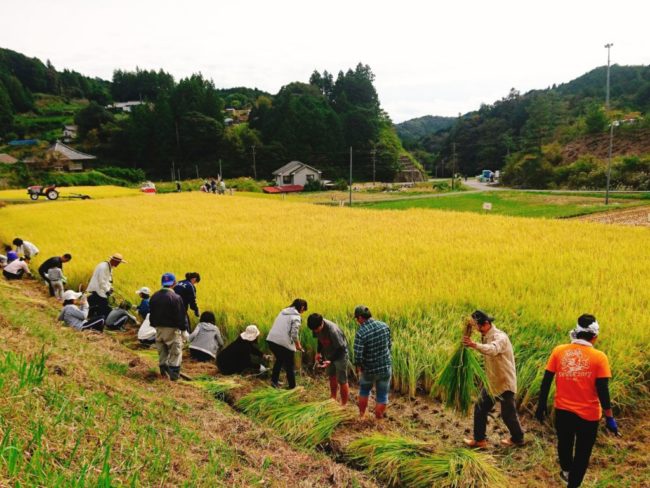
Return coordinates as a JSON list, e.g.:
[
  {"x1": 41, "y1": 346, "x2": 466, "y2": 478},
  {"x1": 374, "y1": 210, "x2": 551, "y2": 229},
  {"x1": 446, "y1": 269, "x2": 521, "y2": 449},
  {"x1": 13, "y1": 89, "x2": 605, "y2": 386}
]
[
  {"x1": 360, "y1": 190, "x2": 649, "y2": 218},
  {"x1": 347, "y1": 434, "x2": 504, "y2": 488},
  {"x1": 237, "y1": 387, "x2": 355, "y2": 448}
]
